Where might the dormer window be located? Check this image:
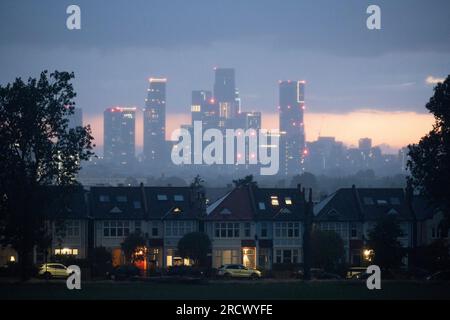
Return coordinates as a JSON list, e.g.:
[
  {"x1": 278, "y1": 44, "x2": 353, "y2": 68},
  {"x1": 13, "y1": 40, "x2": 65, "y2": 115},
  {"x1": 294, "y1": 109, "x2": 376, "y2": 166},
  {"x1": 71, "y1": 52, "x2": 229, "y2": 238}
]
[
  {"x1": 133, "y1": 201, "x2": 141, "y2": 209},
  {"x1": 271, "y1": 196, "x2": 279, "y2": 206},
  {"x1": 173, "y1": 207, "x2": 182, "y2": 214},
  {"x1": 157, "y1": 194, "x2": 168, "y2": 201},
  {"x1": 376, "y1": 199, "x2": 388, "y2": 205},
  {"x1": 116, "y1": 195, "x2": 127, "y2": 202},
  {"x1": 285, "y1": 197, "x2": 292, "y2": 205},
  {"x1": 174, "y1": 195, "x2": 184, "y2": 202},
  {"x1": 220, "y1": 208, "x2": 231, "y2": 215},
  {"x1": 99, "y1": 195, "x2": 110, "y2": 202}
]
